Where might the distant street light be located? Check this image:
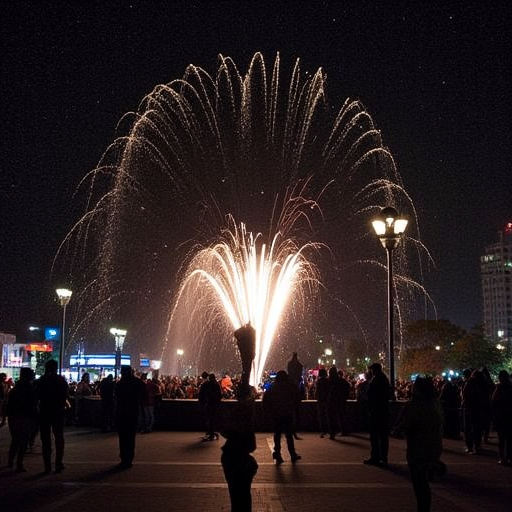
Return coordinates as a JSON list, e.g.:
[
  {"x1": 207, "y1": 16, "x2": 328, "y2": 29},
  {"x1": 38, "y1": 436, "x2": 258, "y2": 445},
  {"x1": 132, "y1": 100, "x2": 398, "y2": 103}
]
[
  {"x1": 177, "y1": 349, "x2": 184, "y2": 375},
  {"x1": 372, "y1": 207, "x2": 408, "y2": 399},
  {"x1": 56, "y1": 288, "x2": 72, "y2": 376},
  {"x1": 110, "y1": 327, "x2": 127, "y2": 379}
]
